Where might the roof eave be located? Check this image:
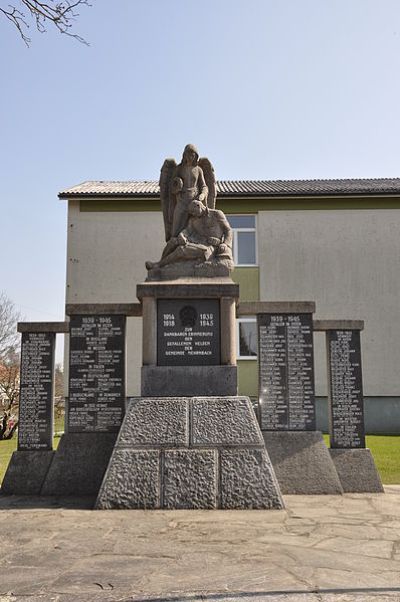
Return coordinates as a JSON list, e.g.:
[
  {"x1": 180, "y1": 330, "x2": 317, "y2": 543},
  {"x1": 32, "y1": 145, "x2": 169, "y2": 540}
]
[{"x1": 58, "y1": 191, "x2": 400, "y2": 200}]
